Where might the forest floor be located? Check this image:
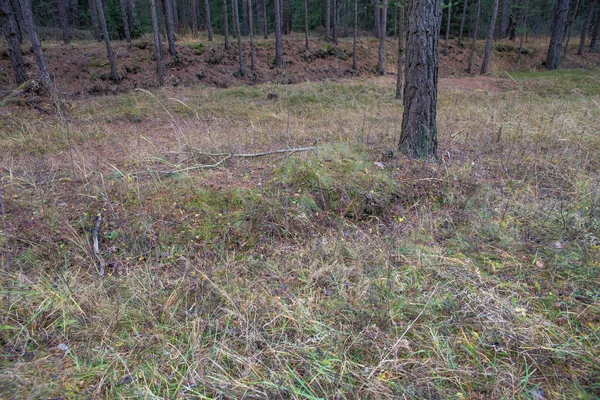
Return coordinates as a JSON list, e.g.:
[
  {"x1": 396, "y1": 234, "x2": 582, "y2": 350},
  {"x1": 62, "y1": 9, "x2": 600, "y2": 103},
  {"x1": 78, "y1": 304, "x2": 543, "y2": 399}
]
[{"x1": 0, "y1": 36, "x2": 599, "y2": 399}]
